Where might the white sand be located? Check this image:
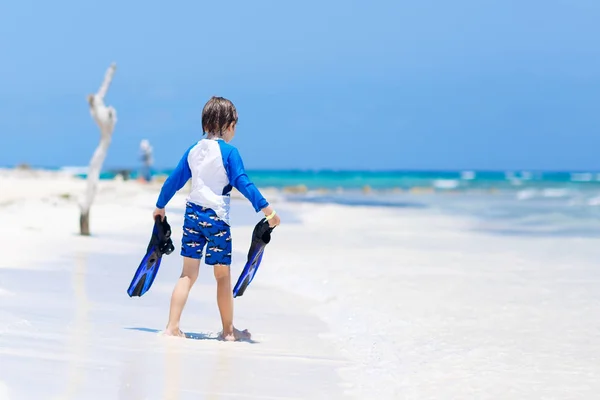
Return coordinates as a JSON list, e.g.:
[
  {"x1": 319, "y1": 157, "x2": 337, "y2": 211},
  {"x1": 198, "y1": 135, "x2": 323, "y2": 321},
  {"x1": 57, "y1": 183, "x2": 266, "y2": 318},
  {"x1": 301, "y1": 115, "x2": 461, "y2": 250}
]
[
  {"x1": 2, "y1": 171, "x2": 600, "y2": 399},
  {"x1": 0, "y1": 172, "x2": 348, "y2": 400}
]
